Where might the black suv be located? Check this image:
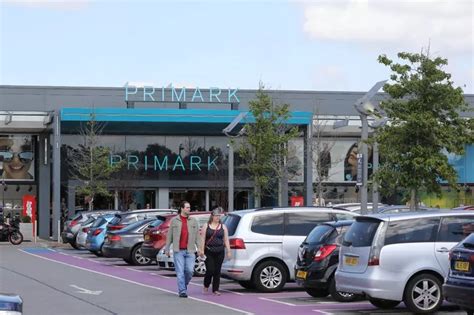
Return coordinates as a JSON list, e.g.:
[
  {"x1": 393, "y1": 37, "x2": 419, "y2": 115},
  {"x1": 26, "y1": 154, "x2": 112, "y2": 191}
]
[{"x1": 295, "y1": 220, "x2": 358, "y2": 302}]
